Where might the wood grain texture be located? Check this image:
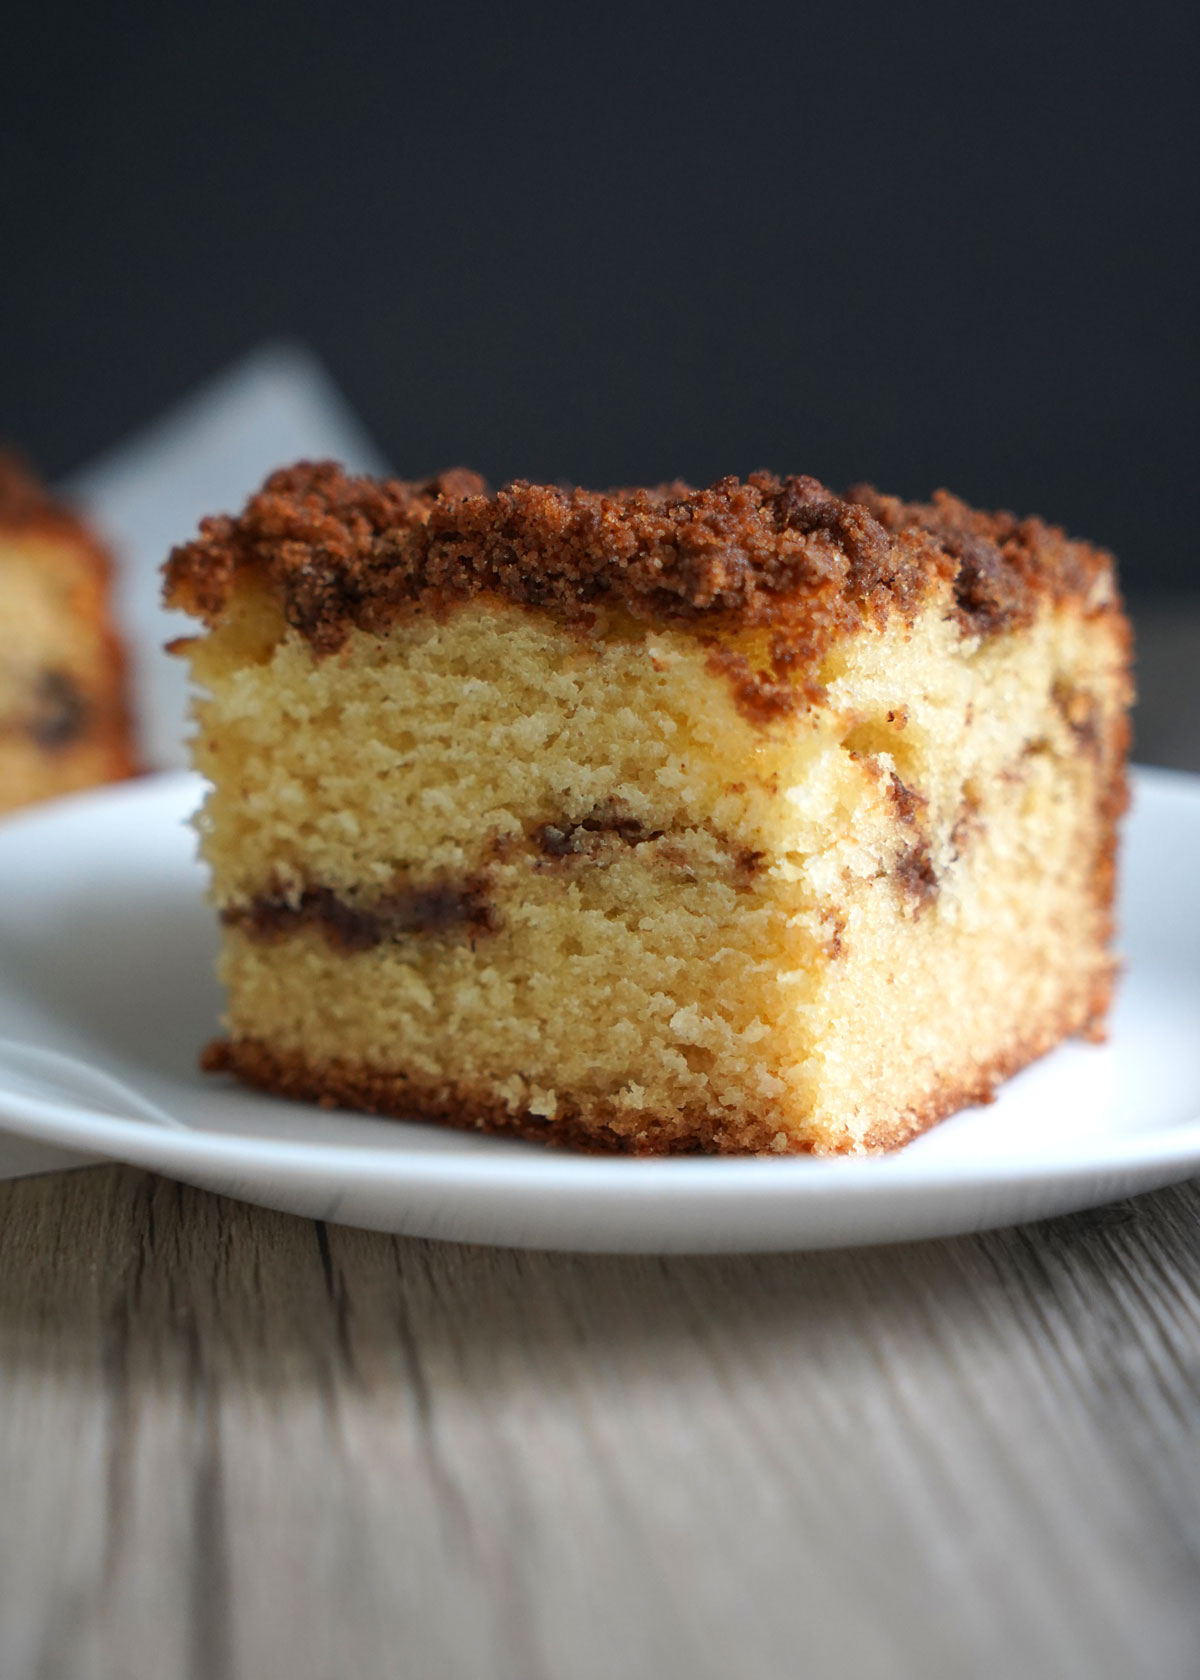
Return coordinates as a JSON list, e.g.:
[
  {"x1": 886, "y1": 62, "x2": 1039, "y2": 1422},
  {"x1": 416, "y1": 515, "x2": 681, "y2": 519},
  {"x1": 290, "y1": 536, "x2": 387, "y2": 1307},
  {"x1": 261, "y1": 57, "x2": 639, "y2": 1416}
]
[{"x1": 3, "y1": 1167, "x2": 1200, "y2": 1680}]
